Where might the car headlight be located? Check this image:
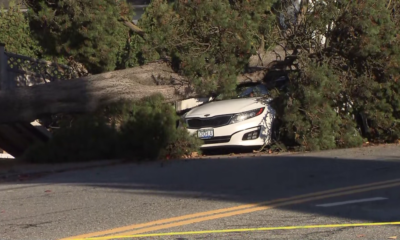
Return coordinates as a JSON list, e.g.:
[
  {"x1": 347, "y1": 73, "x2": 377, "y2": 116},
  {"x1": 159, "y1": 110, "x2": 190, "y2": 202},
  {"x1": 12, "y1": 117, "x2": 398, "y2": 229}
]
[{"x1": 229, "y1": 107, "x2": 265, "y2": 124}]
